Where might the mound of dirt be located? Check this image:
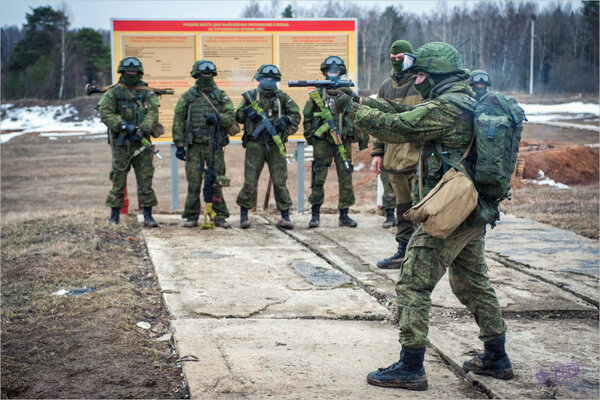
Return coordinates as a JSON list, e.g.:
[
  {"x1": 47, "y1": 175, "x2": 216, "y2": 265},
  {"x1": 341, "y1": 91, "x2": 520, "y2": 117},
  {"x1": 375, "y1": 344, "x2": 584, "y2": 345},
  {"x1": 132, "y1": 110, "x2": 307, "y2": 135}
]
[{"x1": 519, "y1": 145, "x2": 599, "y2": 185}]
